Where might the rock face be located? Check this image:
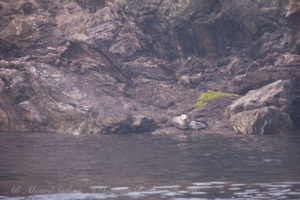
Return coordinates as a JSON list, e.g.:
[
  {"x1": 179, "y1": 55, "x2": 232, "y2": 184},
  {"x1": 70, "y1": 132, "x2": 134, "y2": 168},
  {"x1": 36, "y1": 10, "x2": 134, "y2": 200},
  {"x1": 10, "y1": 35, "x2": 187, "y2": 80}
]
[
  {"x1": 0, "y1": 0, "x2": 299, "y2": 134},
  {"x1": 225, "y1": 80, "x2": 294, "y2": 135}
]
